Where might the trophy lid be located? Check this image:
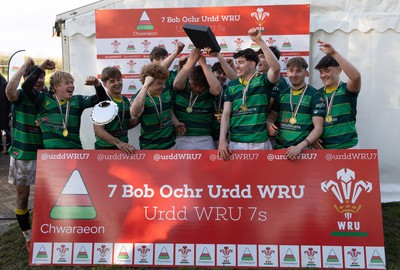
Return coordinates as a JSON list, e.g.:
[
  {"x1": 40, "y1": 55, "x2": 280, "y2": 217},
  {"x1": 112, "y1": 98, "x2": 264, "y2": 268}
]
[{"x1": 183, "y1": 24, "x2": 221, "y2": 53}]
